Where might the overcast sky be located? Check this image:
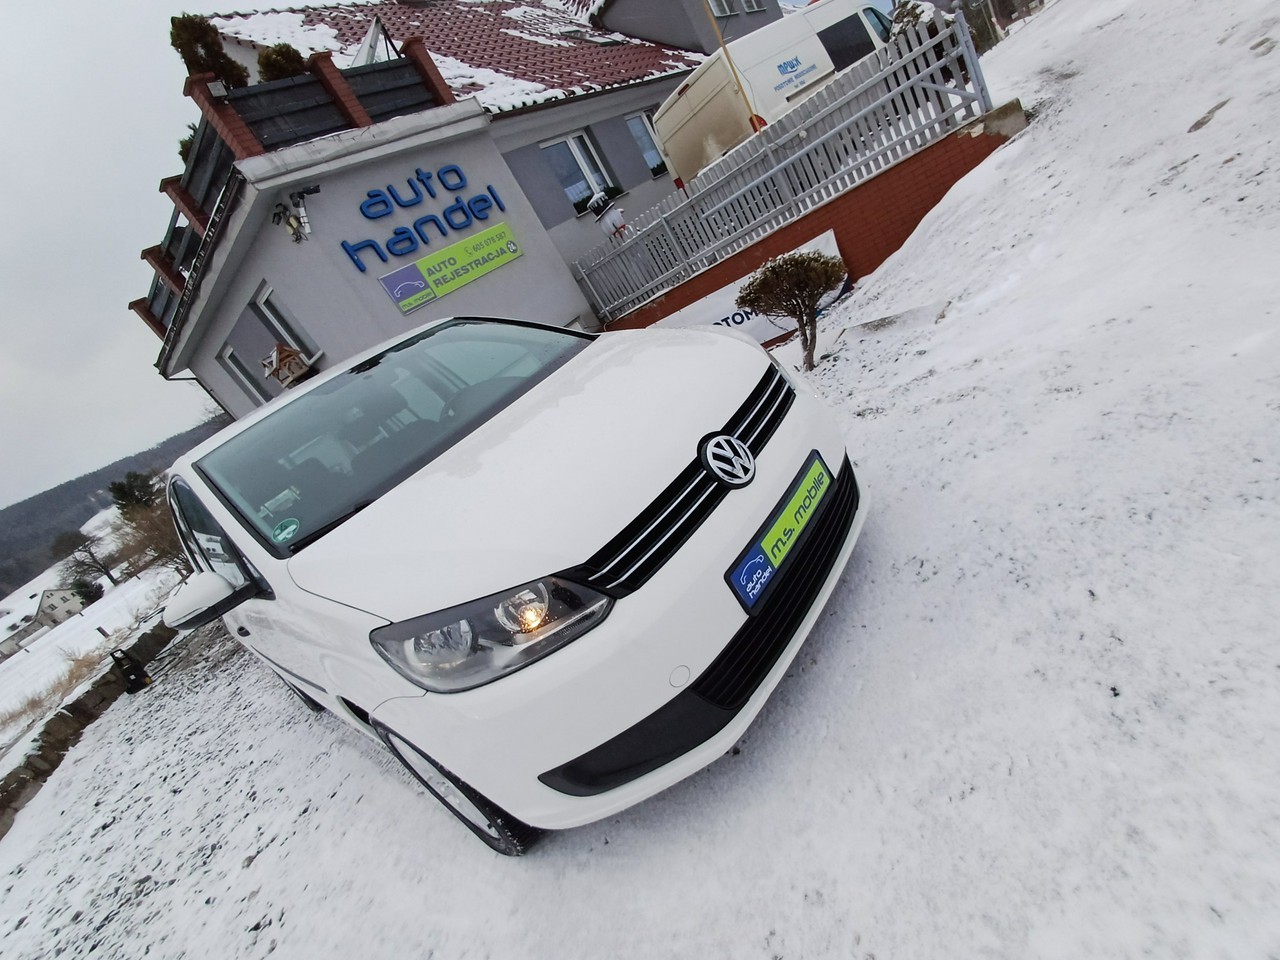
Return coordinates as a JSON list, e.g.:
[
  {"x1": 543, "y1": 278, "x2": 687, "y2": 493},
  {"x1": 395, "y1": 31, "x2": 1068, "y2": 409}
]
[{"x1": 0, "y1": 1, "x2": 230, "y2": 509}]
